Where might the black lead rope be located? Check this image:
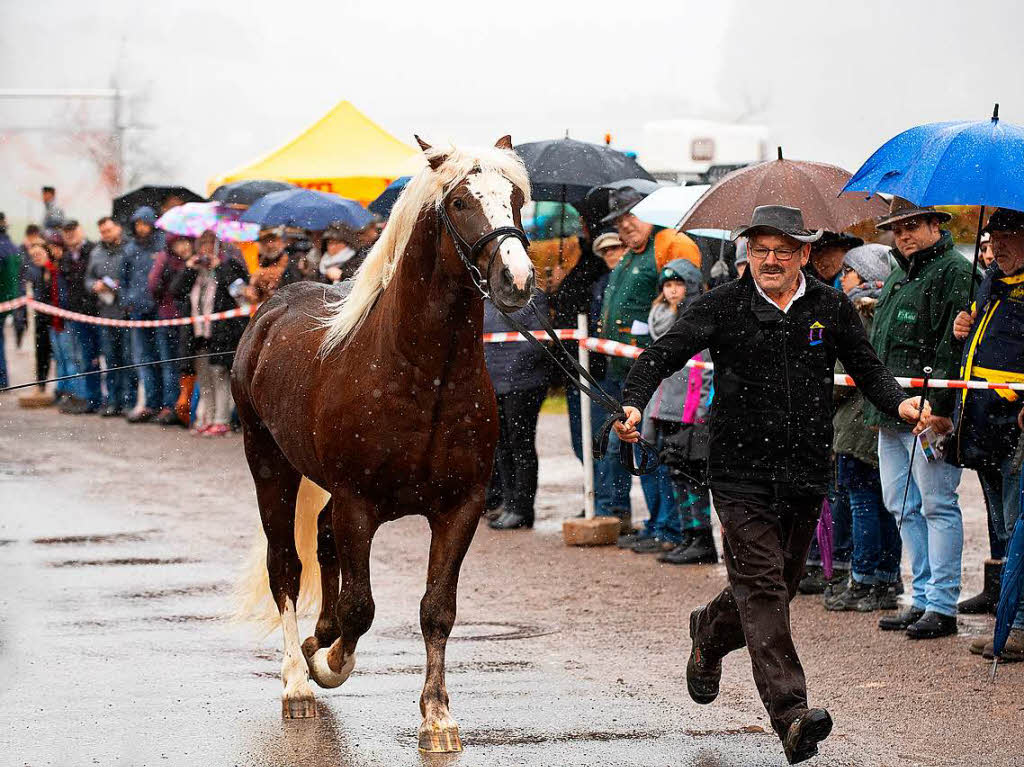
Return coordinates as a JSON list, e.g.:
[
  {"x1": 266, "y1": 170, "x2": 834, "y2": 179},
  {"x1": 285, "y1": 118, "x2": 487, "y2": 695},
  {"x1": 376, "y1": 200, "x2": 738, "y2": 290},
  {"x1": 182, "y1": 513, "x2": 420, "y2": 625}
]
[{"x1": 0, "y1": 351, "x2": 234, "y2": 394}]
